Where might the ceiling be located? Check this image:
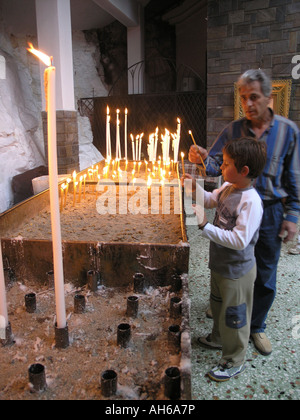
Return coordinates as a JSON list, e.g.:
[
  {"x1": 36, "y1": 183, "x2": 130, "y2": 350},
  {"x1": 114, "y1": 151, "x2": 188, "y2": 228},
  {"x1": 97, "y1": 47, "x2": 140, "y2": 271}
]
[
  {"x1": 0, "y1": 0, "x2": 150, "y2": 35},
  {"x1": 0, "y1": 0, "x2": 206, "y2": 35}
]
